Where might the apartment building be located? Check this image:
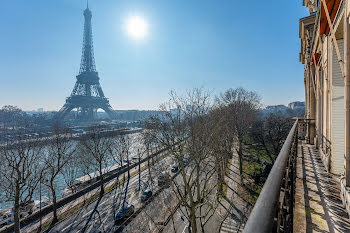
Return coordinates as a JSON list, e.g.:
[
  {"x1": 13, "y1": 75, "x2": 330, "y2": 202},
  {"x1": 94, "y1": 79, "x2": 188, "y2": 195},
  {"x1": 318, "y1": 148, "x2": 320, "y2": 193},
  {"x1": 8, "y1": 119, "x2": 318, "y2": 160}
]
[{"x1": 299, "y1": 0, "x2": 350, "y2": 214}]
